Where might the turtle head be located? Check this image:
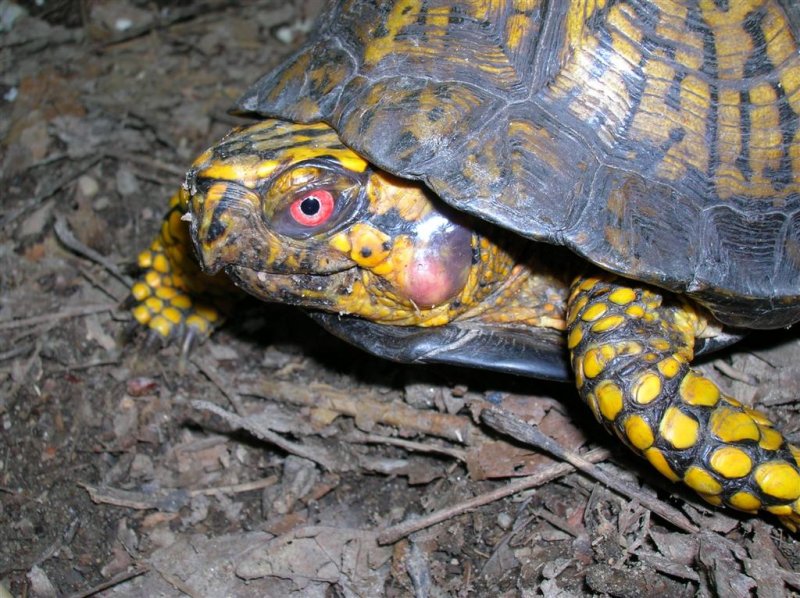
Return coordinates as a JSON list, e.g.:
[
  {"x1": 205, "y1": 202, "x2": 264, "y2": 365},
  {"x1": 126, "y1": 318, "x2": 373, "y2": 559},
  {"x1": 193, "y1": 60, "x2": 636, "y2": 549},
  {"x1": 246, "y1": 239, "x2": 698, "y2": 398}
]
[{"x1": 184, "y1": 119, "x2": 509, "y2": 325}]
